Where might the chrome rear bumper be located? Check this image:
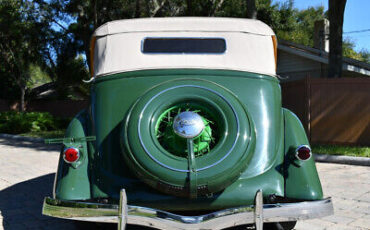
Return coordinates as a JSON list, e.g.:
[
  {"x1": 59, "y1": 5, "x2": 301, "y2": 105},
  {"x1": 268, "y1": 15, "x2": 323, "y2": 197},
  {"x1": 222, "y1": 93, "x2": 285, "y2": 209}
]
[{"x1": 42, "y1": 189, "x2": 333, "y2": 230}]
